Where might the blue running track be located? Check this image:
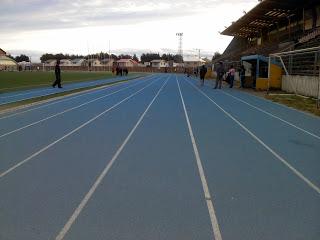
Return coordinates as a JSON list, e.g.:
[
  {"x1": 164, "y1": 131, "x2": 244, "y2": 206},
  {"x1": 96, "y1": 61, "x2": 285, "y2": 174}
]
[{"x1": 0, "y1": 74, "x2": 319, "y2": 240}]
